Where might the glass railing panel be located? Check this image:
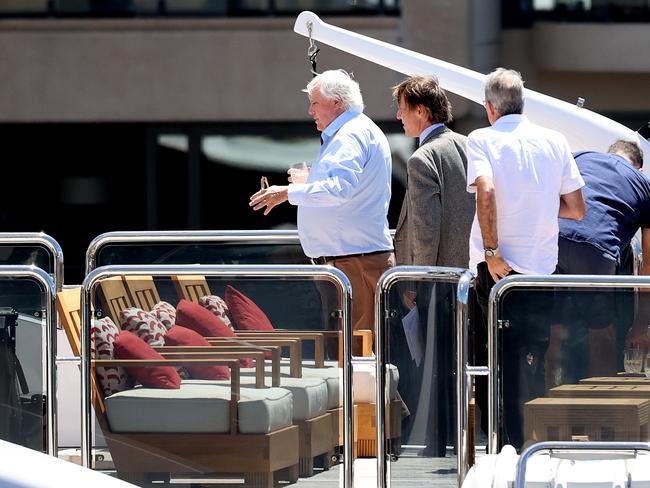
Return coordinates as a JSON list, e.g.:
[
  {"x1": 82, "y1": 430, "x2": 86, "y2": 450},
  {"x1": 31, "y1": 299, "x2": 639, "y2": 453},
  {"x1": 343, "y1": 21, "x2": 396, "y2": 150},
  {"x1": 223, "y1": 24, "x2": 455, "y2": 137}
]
[
  {"x1": 0, "y1": 278, "x2": 48, "y2": 453},
  {"x1": 76, "y1": 267, "x2": 350, "y2": 487},
  {"x1": 0, "y1": 245, "x2": 53, "y2": 277},
  {"x1": 379, "y1": 271, "x2": 462, "y2": 487},
  {"x1": 495, "y1": 282, "x2": 650, "y2": 453},
  {"x1": 94, "y1": 240, "x2": 308, "y2": 268}
]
